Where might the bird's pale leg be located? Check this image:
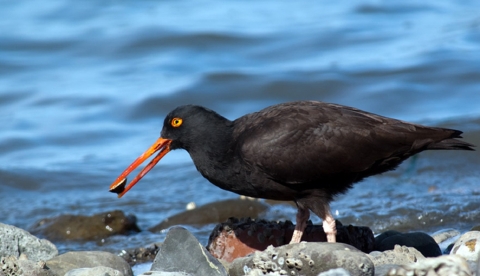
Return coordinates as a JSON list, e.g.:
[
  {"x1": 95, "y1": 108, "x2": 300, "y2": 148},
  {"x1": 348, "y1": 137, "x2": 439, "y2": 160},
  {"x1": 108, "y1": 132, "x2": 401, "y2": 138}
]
[
  {"x1": 290, "y1": 207, "x2": 310, "y2": 244},
  {"x1": 322, "y1": 206, "x2": 336, "y2": 242}
]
